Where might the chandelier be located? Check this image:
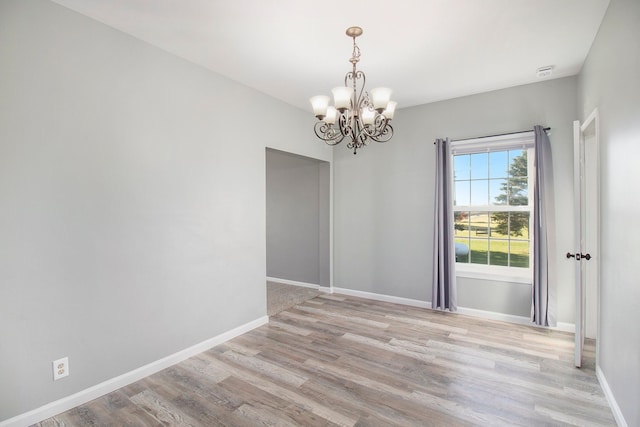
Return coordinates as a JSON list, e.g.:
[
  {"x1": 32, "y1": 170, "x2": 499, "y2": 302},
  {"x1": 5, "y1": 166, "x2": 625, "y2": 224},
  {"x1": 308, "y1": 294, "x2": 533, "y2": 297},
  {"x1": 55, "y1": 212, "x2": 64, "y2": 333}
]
[{"x1": 310, "y1": 27, "x2": 397, "y2": 154}]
